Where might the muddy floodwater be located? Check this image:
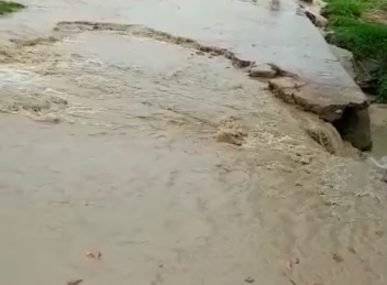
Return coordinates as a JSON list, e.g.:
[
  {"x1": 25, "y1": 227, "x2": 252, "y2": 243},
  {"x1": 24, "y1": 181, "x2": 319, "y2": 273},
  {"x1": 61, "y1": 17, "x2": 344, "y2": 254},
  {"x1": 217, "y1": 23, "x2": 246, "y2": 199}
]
[{"x1": 0, "y1": 0, "x2": 387, "y2": 285}]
